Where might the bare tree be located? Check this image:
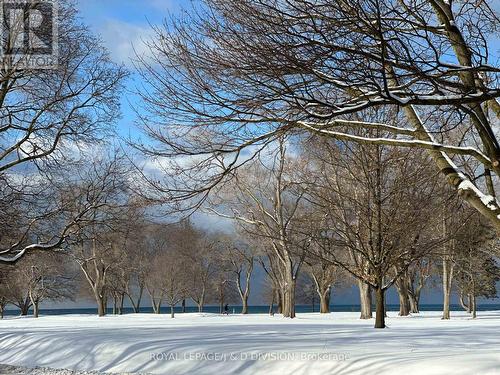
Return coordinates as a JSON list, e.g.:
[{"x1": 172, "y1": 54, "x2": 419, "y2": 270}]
[
  {"x1": 135, "y1": 0, "x2": 500, "y2": 231},
  {"x1": 220, "y1": 236, "x2": 254, "y2": 314},
  {"x1": 209, "y1": 141, "x2": 310, "y2": 318},
  {"x1": 71, "y1": 156, "x2": 132, "y2": 317},
  {"x1": 0, "y1": 0, "x2": 126, "y2": 263},
  {"x1": 304, "y1": 134, "x2": 445, "y2": 328}
]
